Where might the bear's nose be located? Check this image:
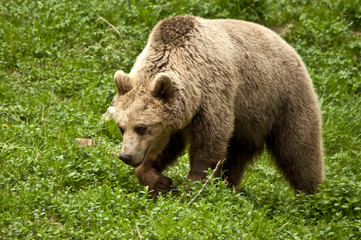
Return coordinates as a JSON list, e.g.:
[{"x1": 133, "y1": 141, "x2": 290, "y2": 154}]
[{"x1": 119, "y1": 154, "x2": 132, "y2": 165}]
